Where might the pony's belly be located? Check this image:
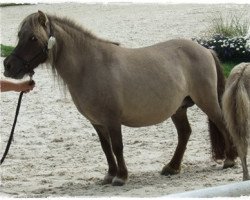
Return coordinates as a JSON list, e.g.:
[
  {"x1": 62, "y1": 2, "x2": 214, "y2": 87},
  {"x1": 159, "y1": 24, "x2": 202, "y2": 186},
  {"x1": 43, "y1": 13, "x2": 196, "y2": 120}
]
[
  {"x1": 122, "y1": 118, "x2": 168, "y2": 127},
  {"x1": 120, "y1": 92, "x2": 186, "y2": 127},
  {"x1": 121, "y1": 108, "x2": 175, "y2": 127}
]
